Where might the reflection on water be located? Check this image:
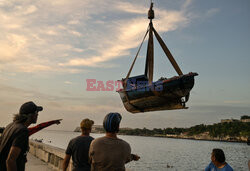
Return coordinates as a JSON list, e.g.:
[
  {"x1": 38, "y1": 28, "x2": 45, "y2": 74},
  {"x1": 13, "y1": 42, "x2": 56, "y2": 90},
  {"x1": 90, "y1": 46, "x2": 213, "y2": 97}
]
[{"x1": 30, "y1": 130, "x2": 249, "y2": 171}]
